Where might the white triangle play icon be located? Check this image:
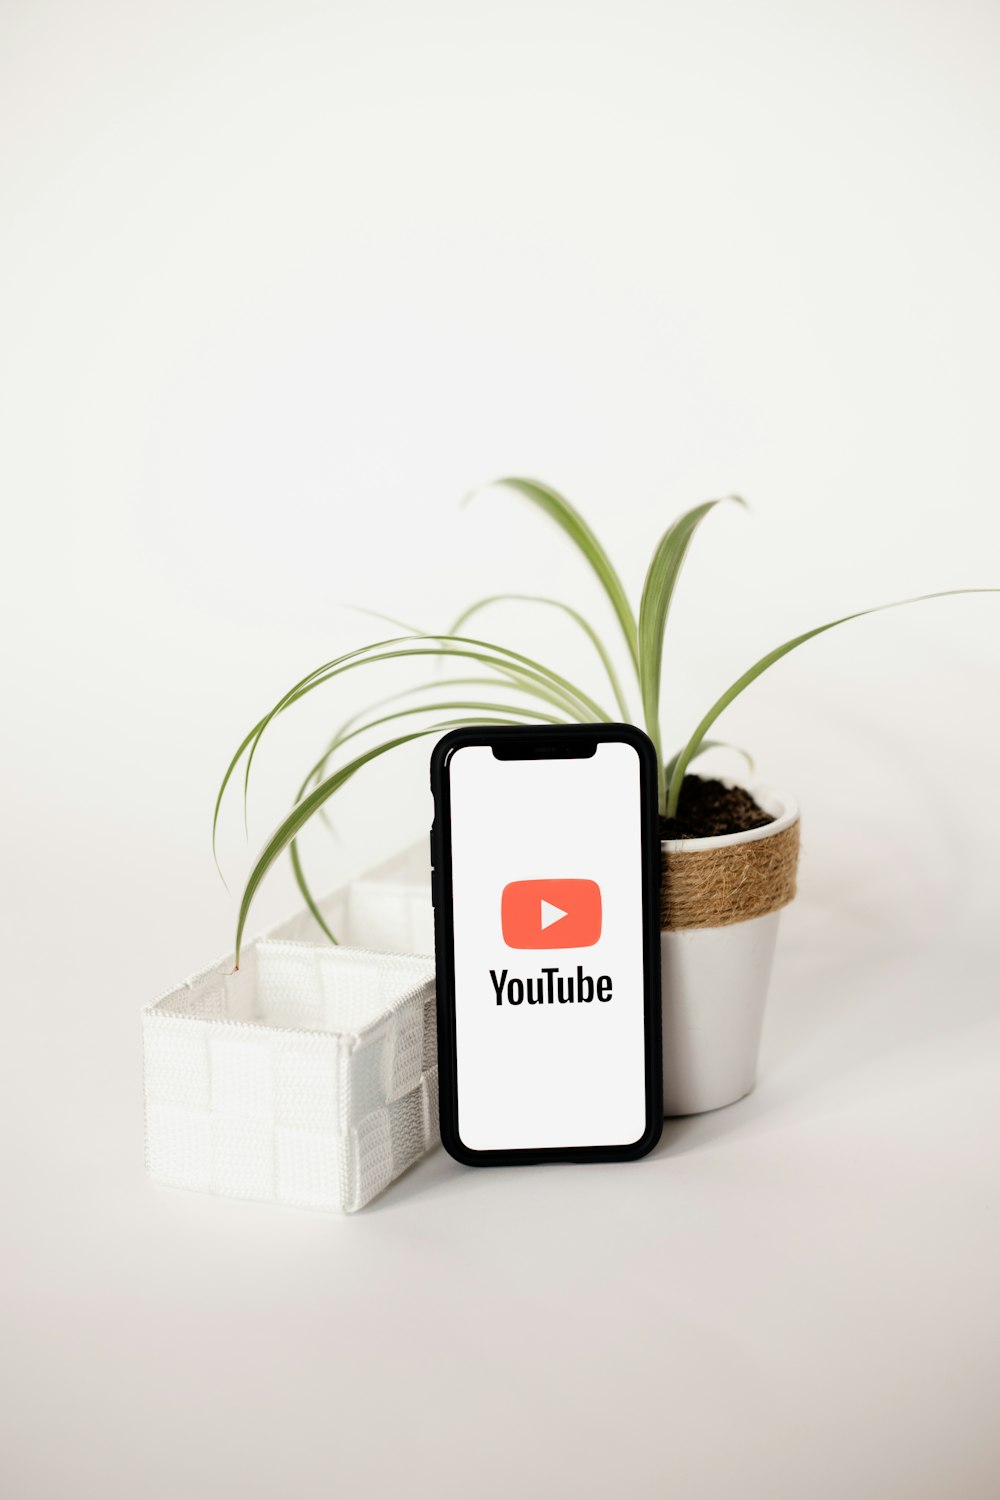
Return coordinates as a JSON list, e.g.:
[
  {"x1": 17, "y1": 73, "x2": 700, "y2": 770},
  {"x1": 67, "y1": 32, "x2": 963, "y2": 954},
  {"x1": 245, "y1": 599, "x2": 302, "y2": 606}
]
[{"x1": 540, "y1": 898, "x2": 568, "y2": 930}]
